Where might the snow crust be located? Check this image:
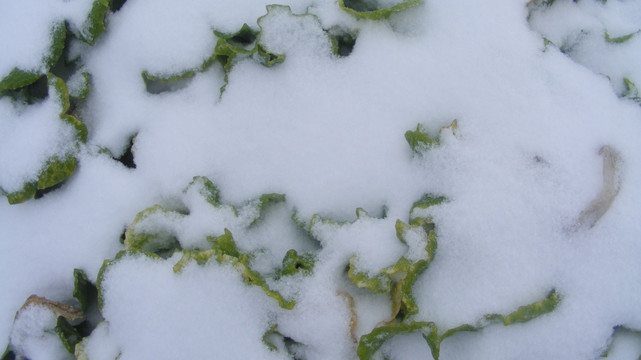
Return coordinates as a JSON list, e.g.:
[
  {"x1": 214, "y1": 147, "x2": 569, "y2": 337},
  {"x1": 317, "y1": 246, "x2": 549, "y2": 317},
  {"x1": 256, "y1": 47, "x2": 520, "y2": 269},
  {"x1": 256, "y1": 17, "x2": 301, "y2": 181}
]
[{"x1": 1, "y1": 0, "x2": 641, "y2": 359}]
